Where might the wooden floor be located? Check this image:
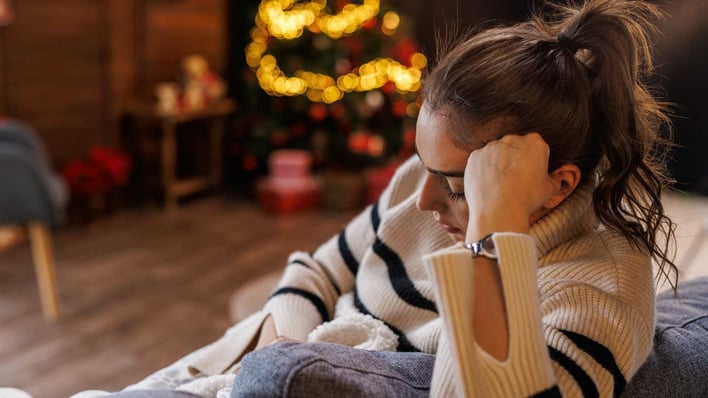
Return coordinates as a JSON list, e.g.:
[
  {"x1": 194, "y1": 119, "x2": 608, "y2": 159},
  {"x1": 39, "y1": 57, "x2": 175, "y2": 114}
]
[{"x1": 0, "y1": 196, "x2": 355, "y2": 398}]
